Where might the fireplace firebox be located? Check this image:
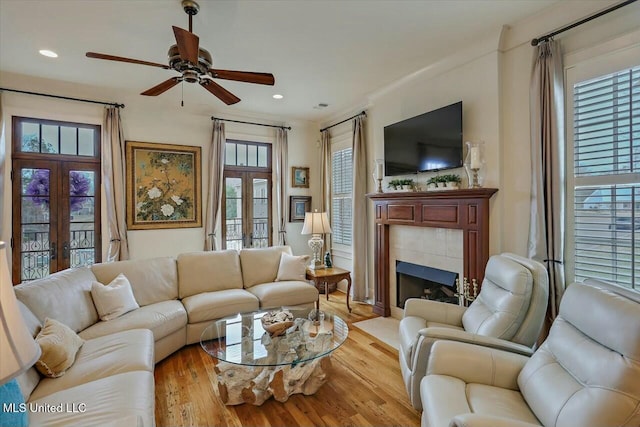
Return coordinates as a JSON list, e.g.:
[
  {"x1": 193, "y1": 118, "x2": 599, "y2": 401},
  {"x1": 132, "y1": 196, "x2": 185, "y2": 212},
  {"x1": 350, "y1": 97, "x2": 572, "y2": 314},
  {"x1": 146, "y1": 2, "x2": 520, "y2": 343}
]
[{"x1": 396, "y1": 261, "x2": 459, "y2": 308}]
